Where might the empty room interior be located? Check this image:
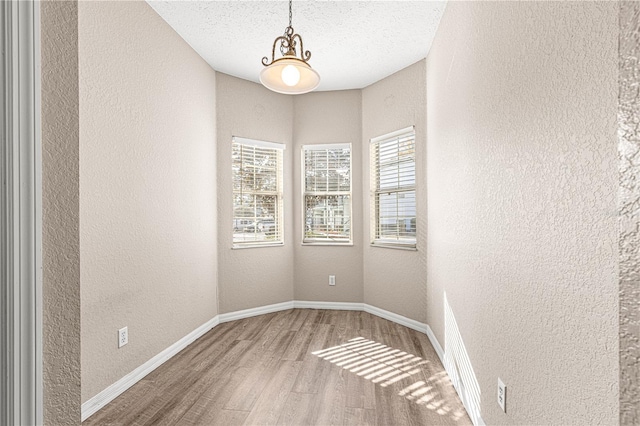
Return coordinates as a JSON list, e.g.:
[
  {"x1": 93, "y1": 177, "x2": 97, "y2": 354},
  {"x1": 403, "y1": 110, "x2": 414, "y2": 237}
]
[{"x1": 17, "y1": 0, "x2": 638, "y2": 425}]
